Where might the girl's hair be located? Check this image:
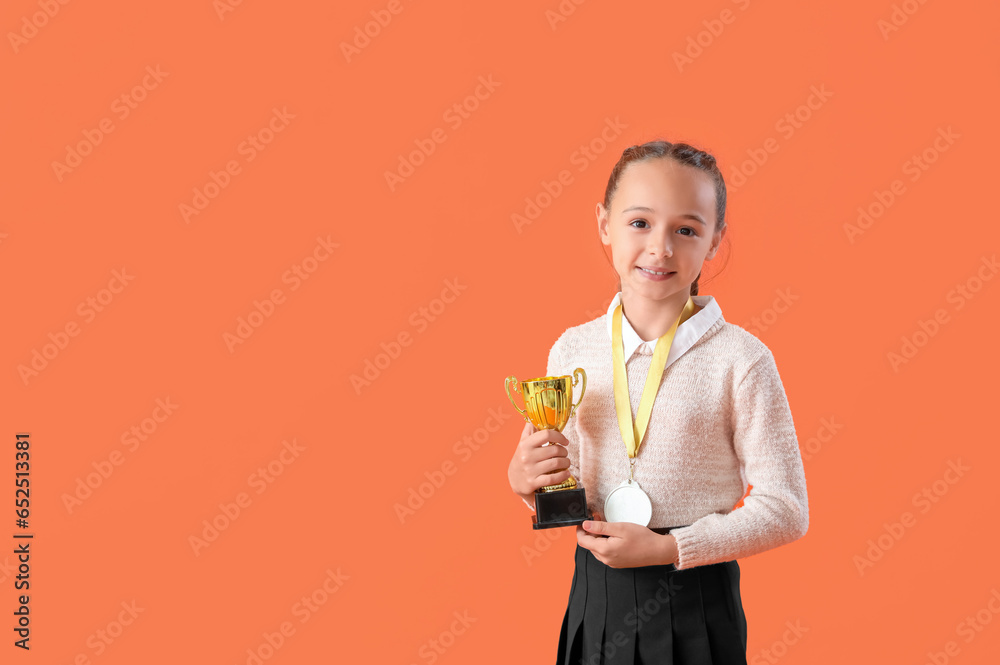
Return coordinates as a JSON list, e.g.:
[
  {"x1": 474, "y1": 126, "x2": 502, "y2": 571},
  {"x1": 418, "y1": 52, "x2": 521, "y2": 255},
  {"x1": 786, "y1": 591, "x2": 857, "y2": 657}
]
[{"x1": 602, "y1": 140, "x2": 728, "y2": 296}]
